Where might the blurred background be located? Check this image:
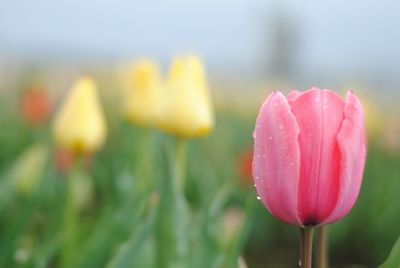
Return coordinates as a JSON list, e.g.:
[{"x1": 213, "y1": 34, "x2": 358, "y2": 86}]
[{"x1": 1, "y1": 0, "x2": 400, "y2": 267}]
